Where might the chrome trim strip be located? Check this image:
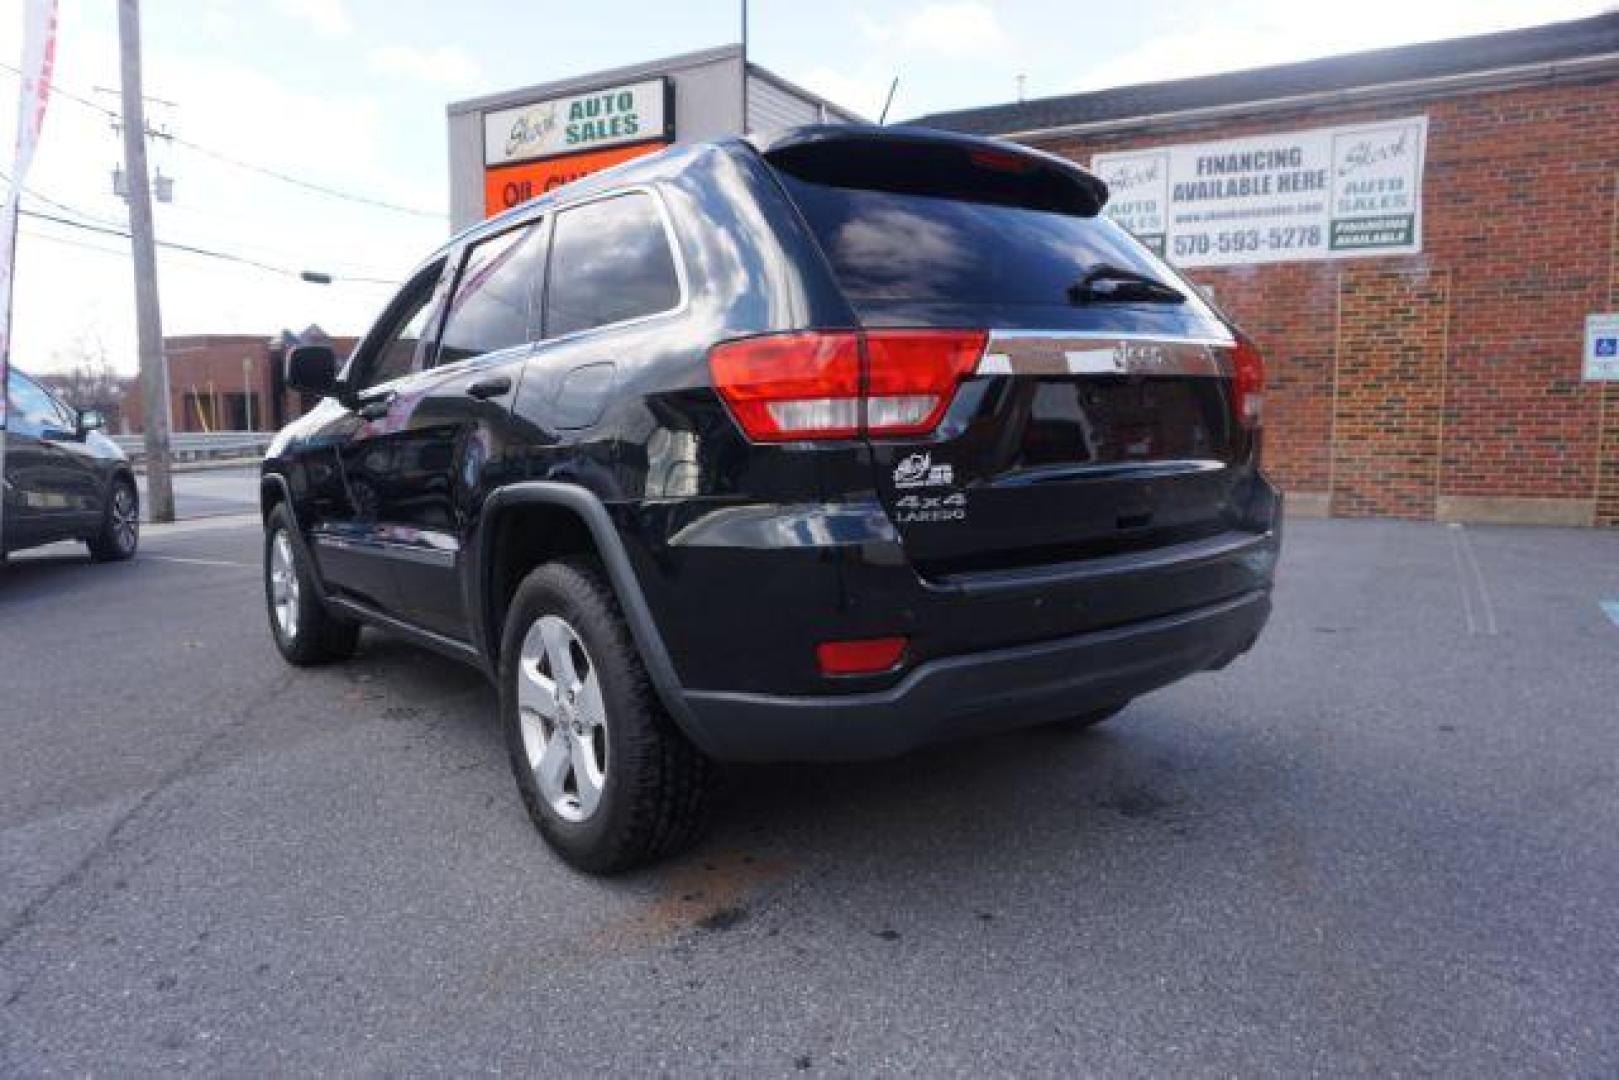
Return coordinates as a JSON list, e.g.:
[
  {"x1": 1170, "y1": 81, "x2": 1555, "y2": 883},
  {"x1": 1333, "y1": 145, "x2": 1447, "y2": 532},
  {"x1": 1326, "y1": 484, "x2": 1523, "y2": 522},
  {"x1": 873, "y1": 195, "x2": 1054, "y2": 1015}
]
[
  {"x1": 313, "y1": 532, "x2": 459, "y2": 568},
  {"x1": 978, "y1": 331, "x2": 1234, "y2": 378}
]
